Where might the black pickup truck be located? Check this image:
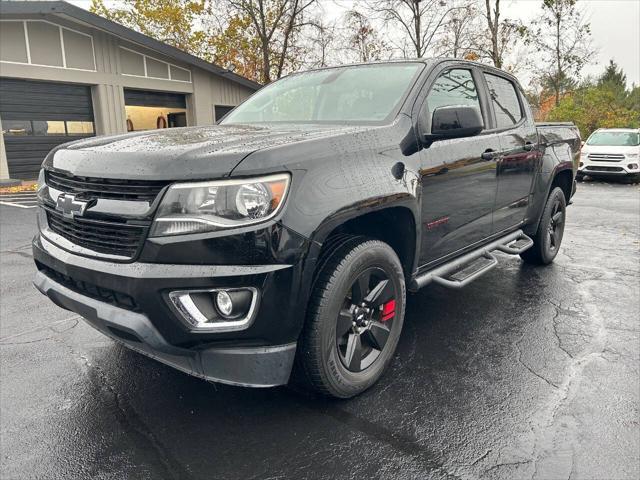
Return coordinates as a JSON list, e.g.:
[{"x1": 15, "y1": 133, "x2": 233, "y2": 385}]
[{"x1": 33, "y1": 59, "x2": 580, "y2": 398}]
